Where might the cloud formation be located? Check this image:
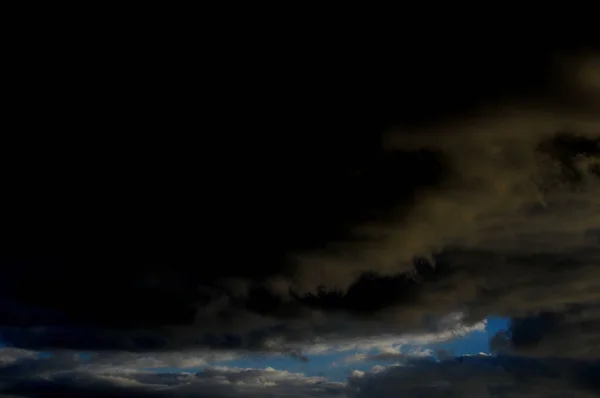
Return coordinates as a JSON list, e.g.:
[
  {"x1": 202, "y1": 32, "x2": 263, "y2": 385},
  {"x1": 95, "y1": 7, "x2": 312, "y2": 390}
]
[
  {"x1": 2, "y1": 29, "x2": 599, "y2": 397},
  {"x1": 1, "y1": 349, "x2": 598, "y2": 398},
  {"x1": 347, "y1": 356, "x2": 600, "y2": 398},
  {"x1": 2, "y1": 117, "x2": 600, "y2": 363}
]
